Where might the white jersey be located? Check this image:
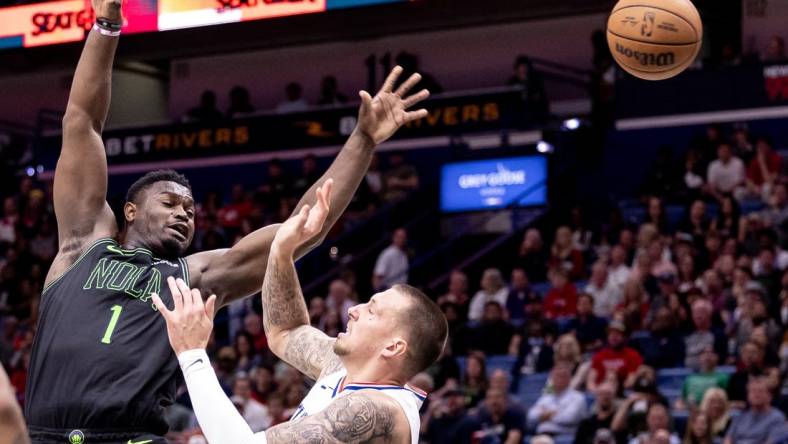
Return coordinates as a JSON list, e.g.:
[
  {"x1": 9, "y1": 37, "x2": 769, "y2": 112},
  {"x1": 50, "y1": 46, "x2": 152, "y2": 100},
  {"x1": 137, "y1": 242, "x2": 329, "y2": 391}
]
[{"x1": 290, "y1": 369, "x2": 426, "y2": 444}]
